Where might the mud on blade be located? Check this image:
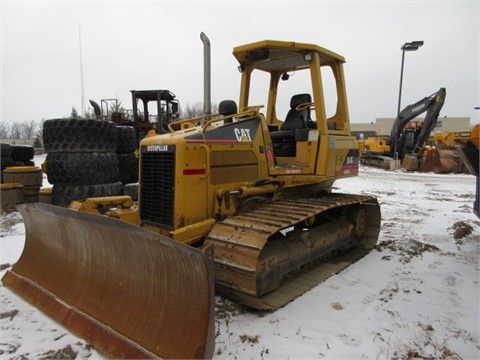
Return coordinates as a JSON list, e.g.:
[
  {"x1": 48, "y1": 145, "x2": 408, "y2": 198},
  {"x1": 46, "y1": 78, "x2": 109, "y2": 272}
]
[{"x1": 2, "y1": 203, "x2": 215, "y2": 359}]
